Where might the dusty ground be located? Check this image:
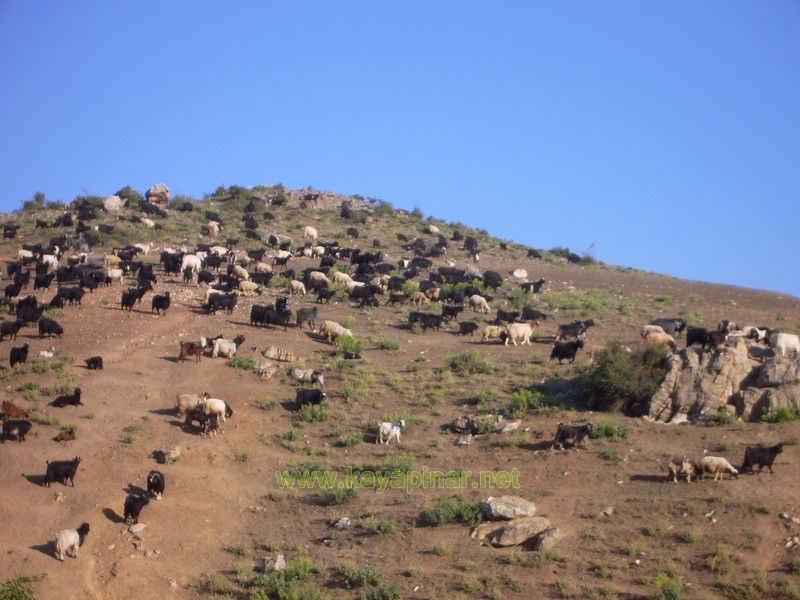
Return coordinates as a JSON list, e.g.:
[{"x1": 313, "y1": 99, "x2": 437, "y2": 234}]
[{"x1": 1, "y1": 198, "x2": 800, "y2": 600}]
